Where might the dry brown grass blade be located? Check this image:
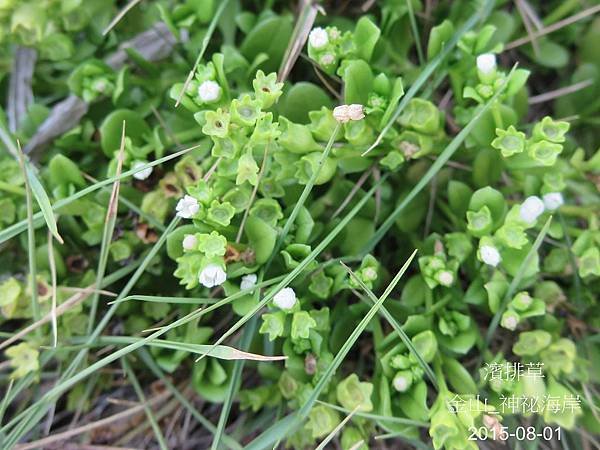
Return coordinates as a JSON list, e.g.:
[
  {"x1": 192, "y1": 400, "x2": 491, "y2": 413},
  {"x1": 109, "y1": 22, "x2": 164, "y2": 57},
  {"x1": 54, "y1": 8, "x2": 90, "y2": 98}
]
[
  {"x1": 505, "y1": 4, "x2": 600, "y2": 50},
  {"x1": 13, "y1": 389, "x2": 170, "y2": 450},
  {"x1": 277, "y1": 0, "x2": 319, "y2": 83},
  {"x1": 103, "y1": 0, "x2": 144, "y2": 36},
  {"x1": 528, "y1": 79, "x2": 594, "y2": 104},
  {"x1": 0, "y1": 286, "x2": 113, "y2": 351},
  {"x1": 514, "y1": 0, "x2": 541, "y2": 55}
]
